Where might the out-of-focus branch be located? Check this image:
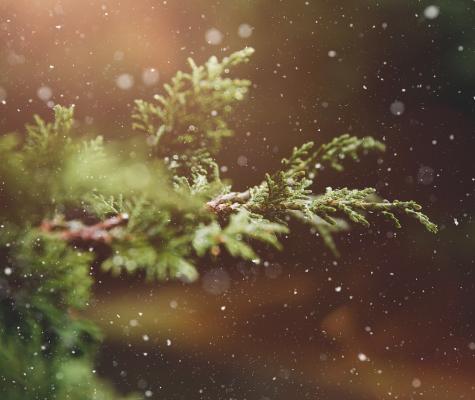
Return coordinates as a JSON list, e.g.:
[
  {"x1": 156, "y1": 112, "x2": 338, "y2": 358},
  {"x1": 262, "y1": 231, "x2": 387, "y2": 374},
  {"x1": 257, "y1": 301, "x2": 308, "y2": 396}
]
[{"x1": 40, "y1": 213, "x2": 129, "y2": 244}]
